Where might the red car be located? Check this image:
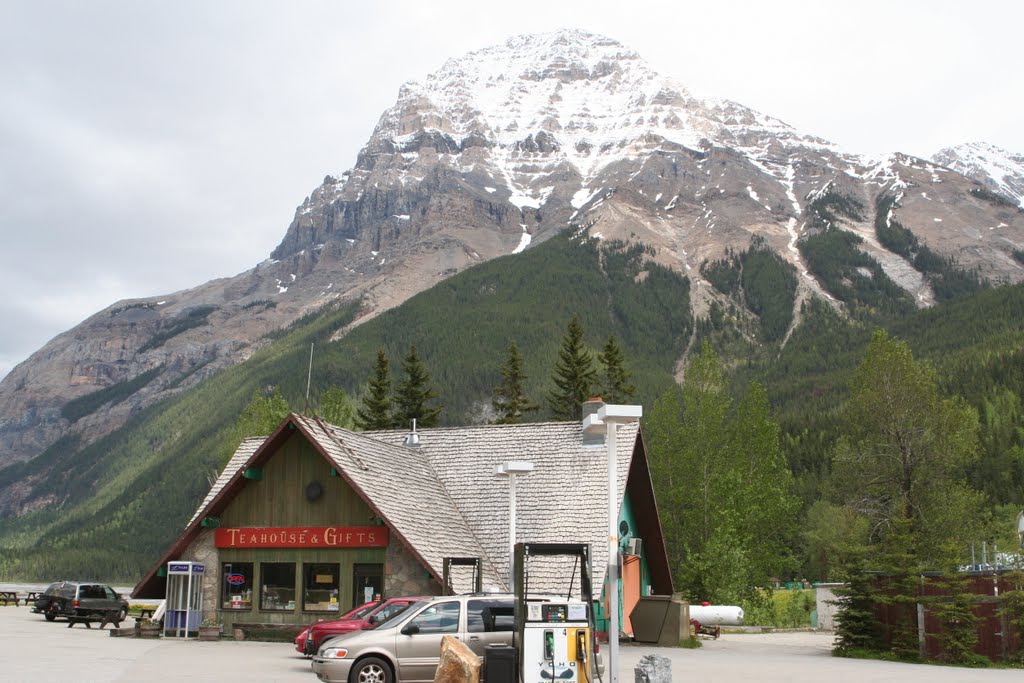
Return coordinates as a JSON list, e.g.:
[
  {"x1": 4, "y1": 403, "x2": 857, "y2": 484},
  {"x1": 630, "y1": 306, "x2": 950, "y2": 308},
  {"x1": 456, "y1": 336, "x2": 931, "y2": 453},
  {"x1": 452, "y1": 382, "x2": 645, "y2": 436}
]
[
  {"x1": 302, "y1": 596, "x2": 428, "y2": 655},
  {"x1": 295, "y1": 601, "x2": 378, "y2": 655}
]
